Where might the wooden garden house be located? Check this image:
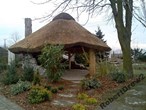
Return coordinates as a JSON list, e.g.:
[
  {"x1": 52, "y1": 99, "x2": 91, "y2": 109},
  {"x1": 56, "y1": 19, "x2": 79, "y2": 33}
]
[{"x1": 9, "y1": 13, "x2": 111, "y2": 76}]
